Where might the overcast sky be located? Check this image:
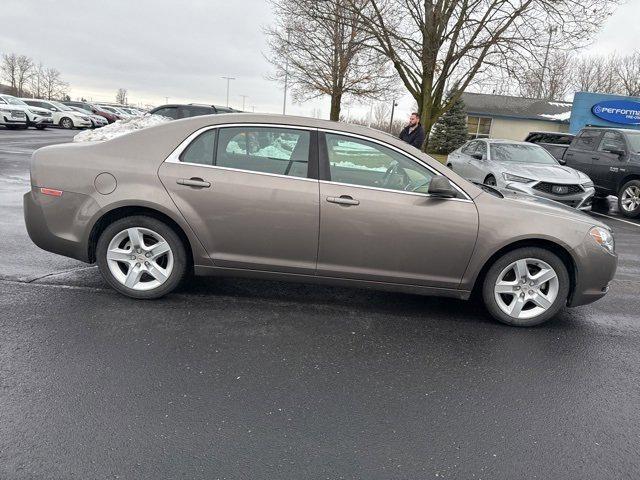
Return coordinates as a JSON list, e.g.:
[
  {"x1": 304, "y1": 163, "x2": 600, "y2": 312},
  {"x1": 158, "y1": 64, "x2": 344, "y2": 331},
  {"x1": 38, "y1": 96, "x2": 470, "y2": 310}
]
[{"x1": 2, "y1": 0, "x2": 639, "y2": 119}]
